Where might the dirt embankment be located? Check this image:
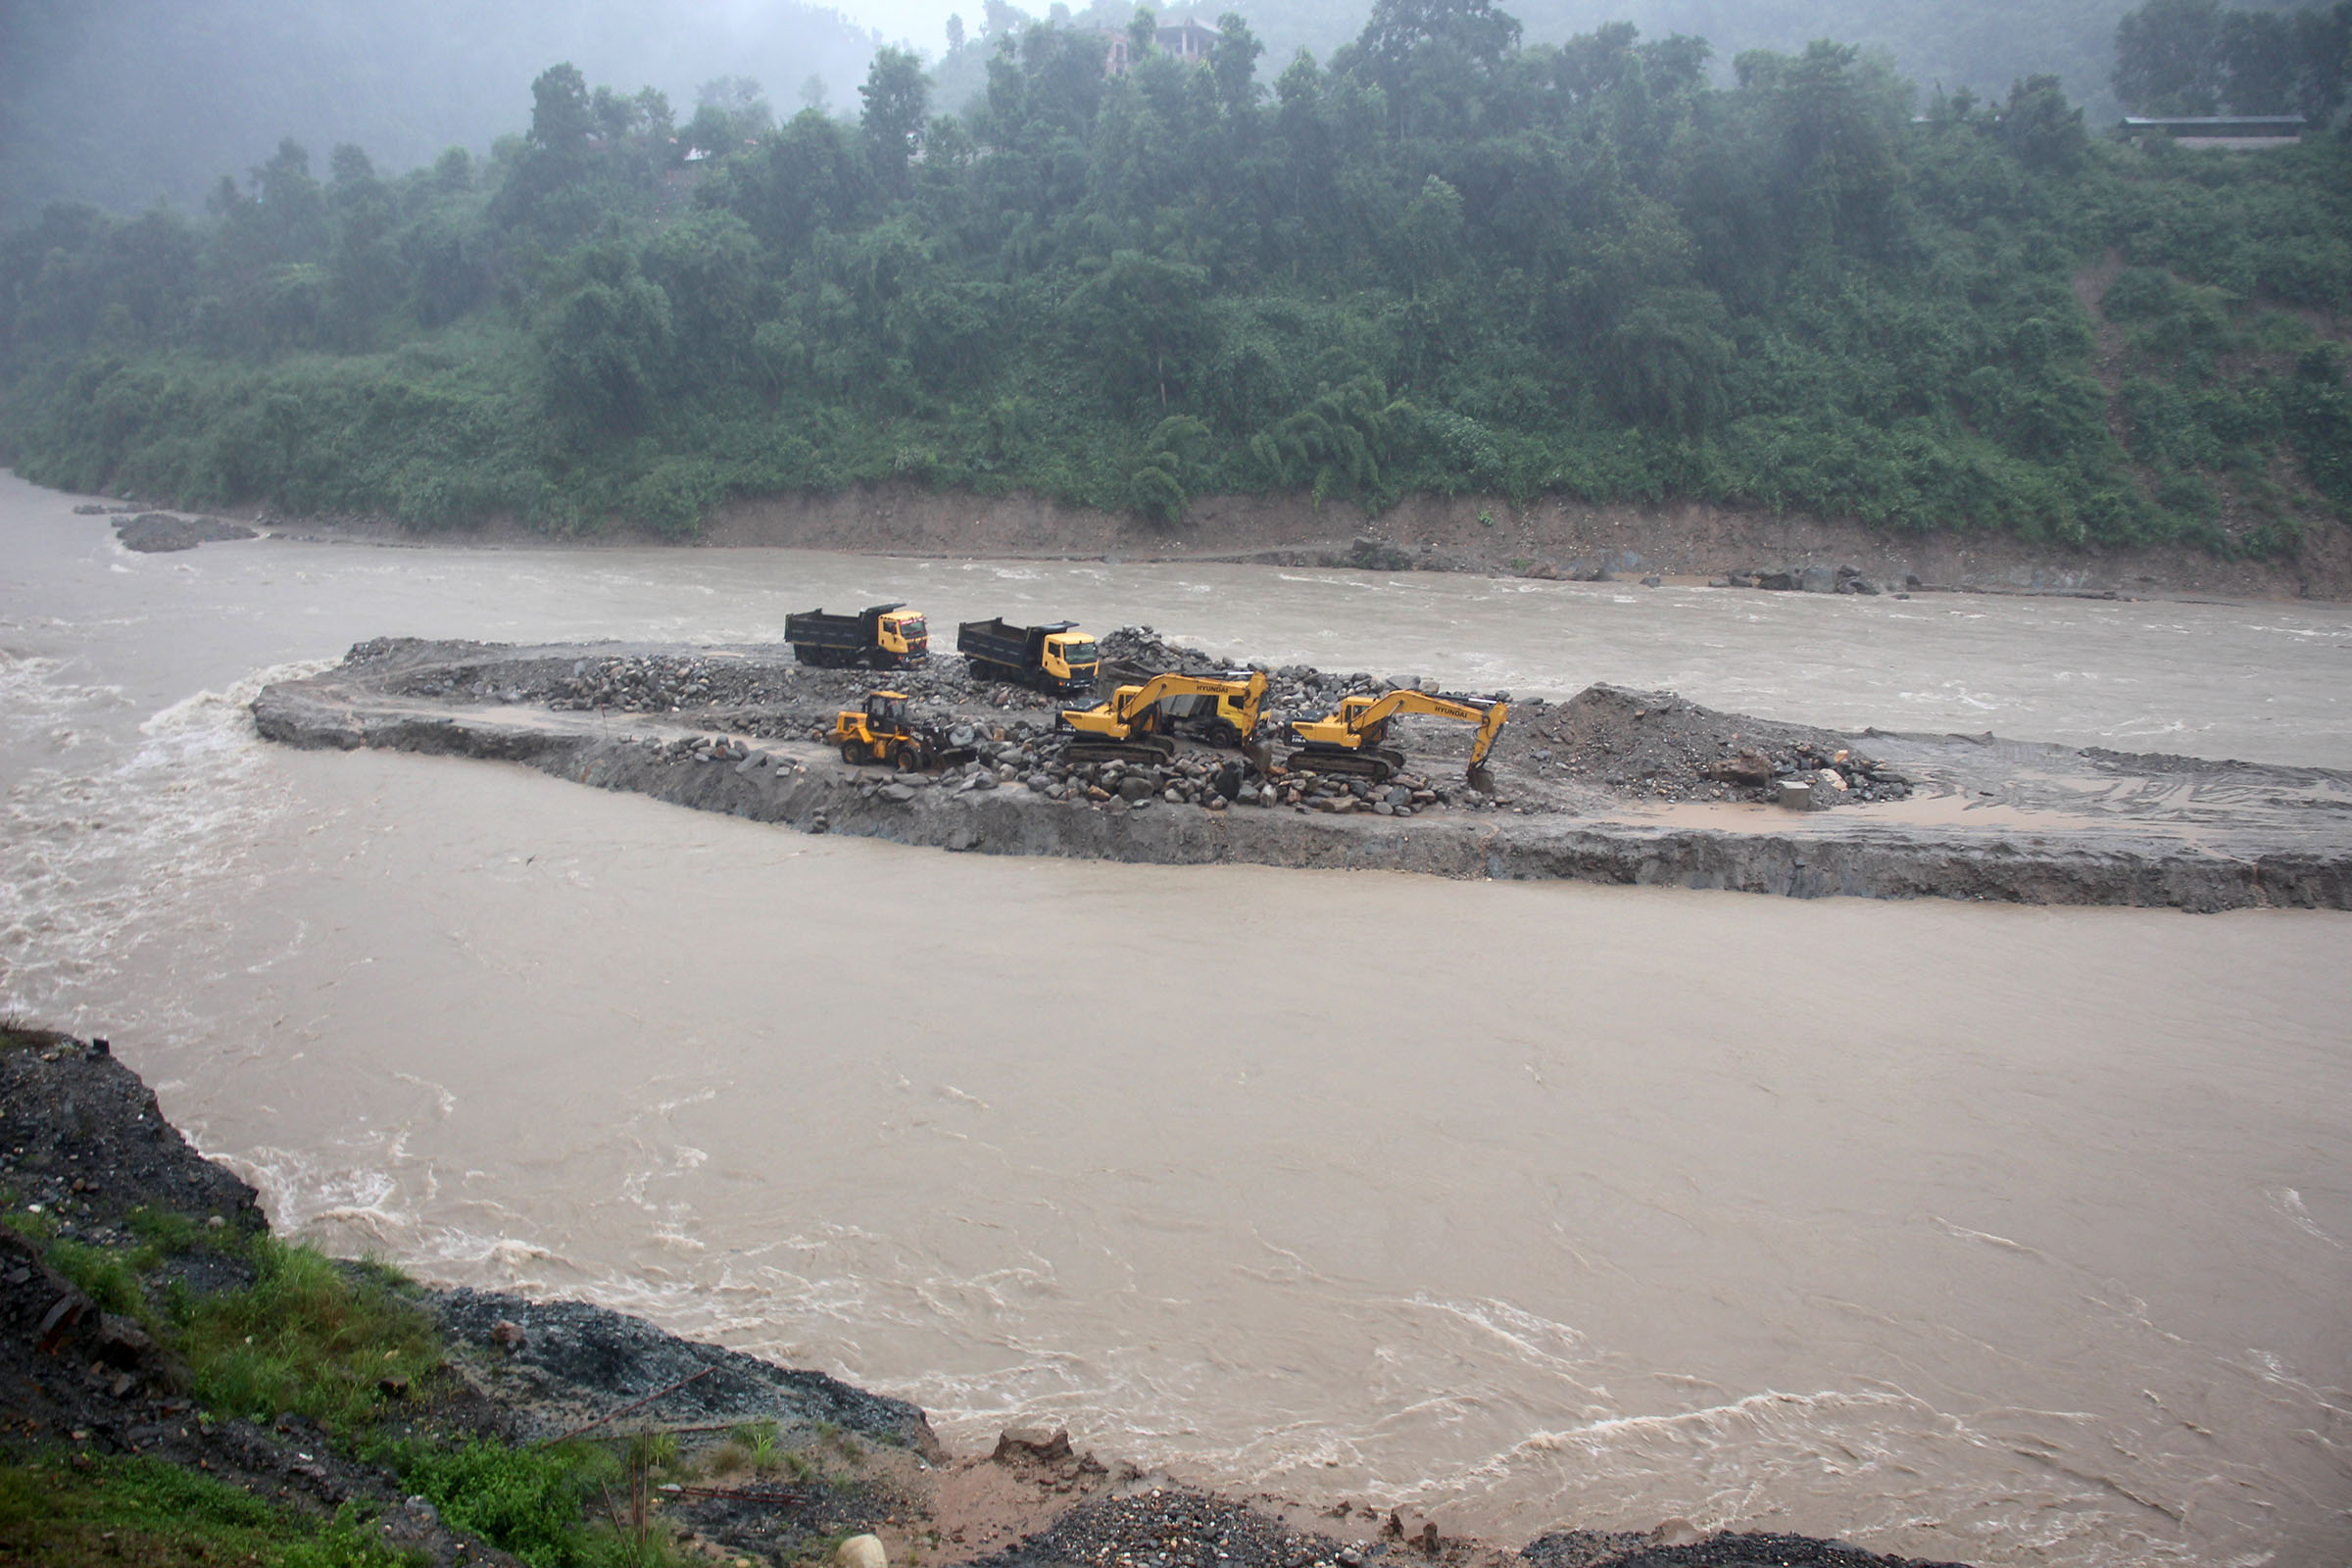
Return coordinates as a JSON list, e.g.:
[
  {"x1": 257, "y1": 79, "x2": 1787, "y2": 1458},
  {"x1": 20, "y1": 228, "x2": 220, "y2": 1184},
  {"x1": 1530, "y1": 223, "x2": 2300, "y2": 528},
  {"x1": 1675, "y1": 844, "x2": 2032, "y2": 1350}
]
[
  {"x1": 205, "y1": 482, "x2": 2352, "y2": 601},
  {"x1": 252, "y1": 635, "x2": 2352, "y2": 911},
  {"x1": 3, "y1": 1028, "x2": 1969, "y2": 1568},
  {"x1": 708, "y1": 487, "x2": 2352, "y2": 601}
]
